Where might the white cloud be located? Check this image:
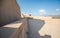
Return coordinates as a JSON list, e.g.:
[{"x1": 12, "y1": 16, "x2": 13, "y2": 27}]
[
  {"x1": 56, "y1": 8, "x2": 60, "y2": 12},
  {"x1": 39, "y1": 9, "x2": 46, "y2": 14}
]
